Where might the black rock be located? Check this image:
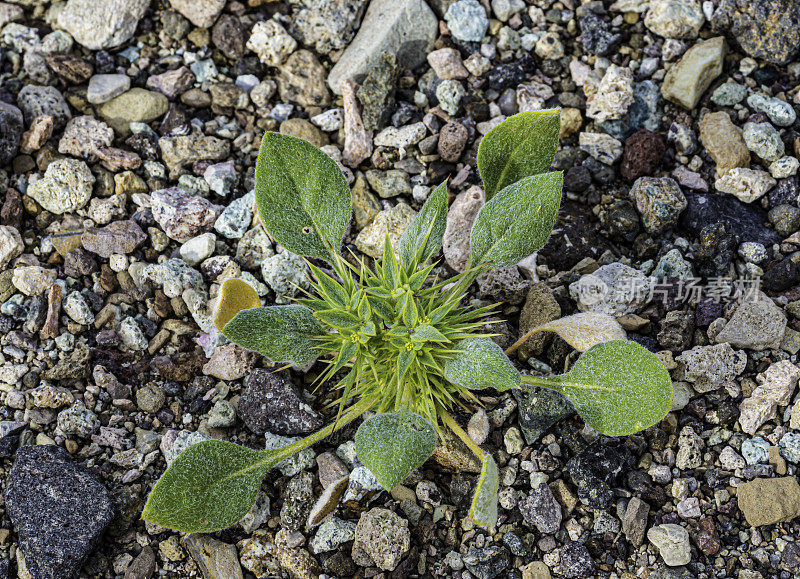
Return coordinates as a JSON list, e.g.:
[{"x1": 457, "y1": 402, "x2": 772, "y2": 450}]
[
  {"x1": 487, "y1": 54, "x2": 536, "y2": 90},
  {"x1": 580, "y1": 11, "x2": 620, "y2": 56},
  {"x1": 763, "y1": 251, "x2": 800, "y2": 292},
  {"x1": 539, "y1": 202, "x2": 612, "y2": 271},
  {"x1": 501, "y1": 532, "x2": 527, "y2": 557},
  {"x1": 519, "y1": 484, "x2": 562, "y2": 534},
  {"x1": 0, "y1": 101, "x2": 23, "y2": 166},
  {"x1": 237, "y1": 369, "x2": 323, "y2": 436},
  {"x1": 4, "y1": 445, "x2": 114, "y2": 579},
  {"x1": 560, "y1": 541, "x2": 595, "y2": 578},
  {"x1": 768, "y1": 204, "x2": 800, "y2": 236},
  {"x1": 513, "y1": 384, "x2": 573, "y2": 445},
  {"x1": 0, "y1": 421, "x2": 26, "y2": 458},
  {"x1": 680, "y1": 191, "x2": 781, "y2": 247},
  {"x1": 767, "y1": 176, "x2": 799, "y2": 208},
  {"x1": 711, "y1": 0, "x2": 800, "y2": 65},
  {"x1": 696, "y1": 222, "x2": 739, "y2": 278},
  {"x1": 567, "y1": 444, "x2": 633, "y2": 509},
  {"x1": 462, "y1": 545, "x2": 510, "y2": 579}
]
